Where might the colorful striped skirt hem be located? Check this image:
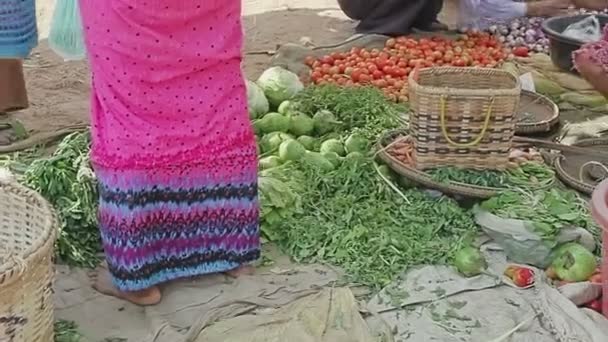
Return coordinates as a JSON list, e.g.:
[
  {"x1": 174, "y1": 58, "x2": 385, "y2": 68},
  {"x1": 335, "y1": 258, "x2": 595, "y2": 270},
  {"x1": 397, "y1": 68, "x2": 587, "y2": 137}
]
[{"x1": 96, "y1": 164, "x2": 261, "y2": 292}]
